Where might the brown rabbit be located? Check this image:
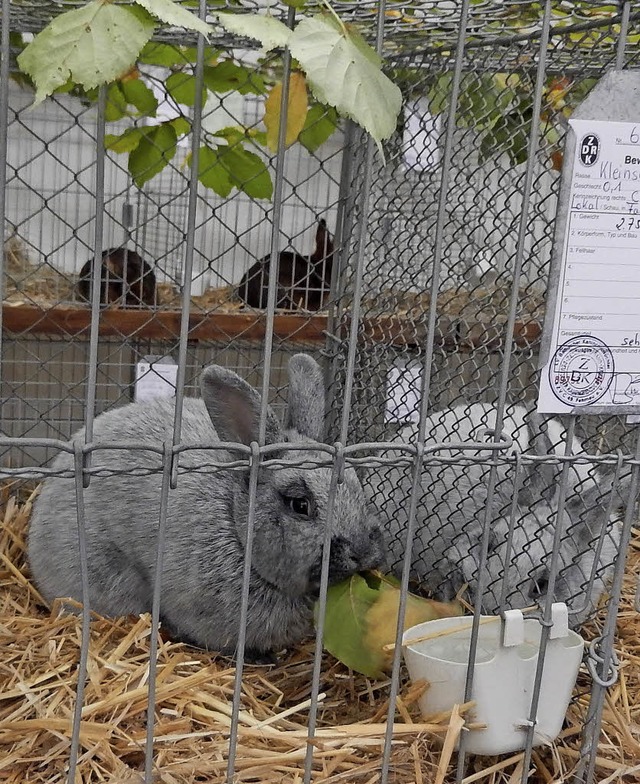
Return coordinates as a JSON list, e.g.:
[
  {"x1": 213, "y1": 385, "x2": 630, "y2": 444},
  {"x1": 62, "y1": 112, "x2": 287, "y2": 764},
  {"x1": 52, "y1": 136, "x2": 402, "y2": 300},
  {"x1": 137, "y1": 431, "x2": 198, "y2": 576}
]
[
  {"x1": 237, "y1": 219, "x2": 334, "y2": 311},
  {"x1": 77, "y1": 247, "x2": 156, "y2": 307}
]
